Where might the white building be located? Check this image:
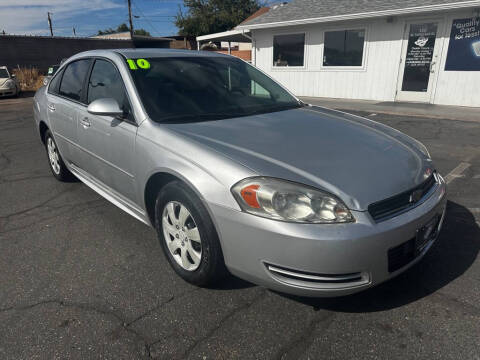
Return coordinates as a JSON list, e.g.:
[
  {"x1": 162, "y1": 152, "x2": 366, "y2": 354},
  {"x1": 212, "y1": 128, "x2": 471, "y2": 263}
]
[{"x1": 236, "y1": 0, "x2": 480, "y2": 107}]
